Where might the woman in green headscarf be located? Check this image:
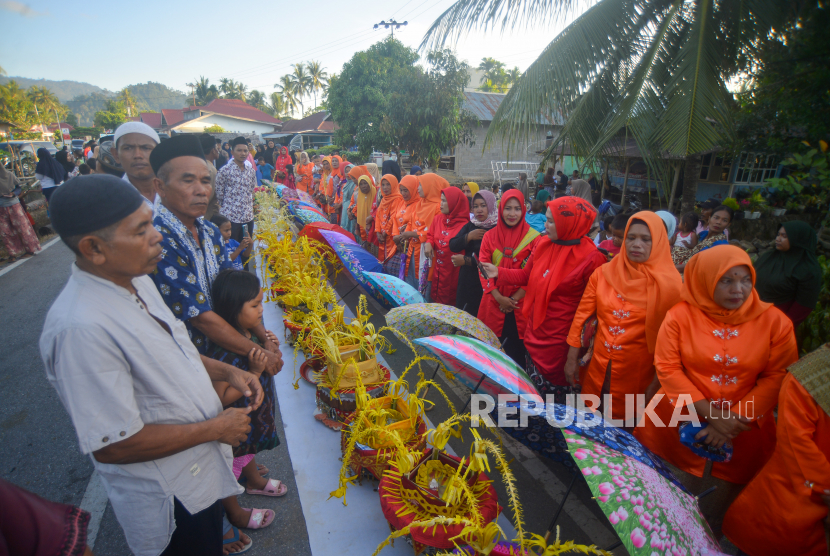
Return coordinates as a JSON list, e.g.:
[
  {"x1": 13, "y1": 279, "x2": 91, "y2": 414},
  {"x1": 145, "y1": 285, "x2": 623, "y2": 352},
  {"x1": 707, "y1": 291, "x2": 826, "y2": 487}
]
[{"x1": 754, "y1": 221, "x2": 823, "y2": 327}]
